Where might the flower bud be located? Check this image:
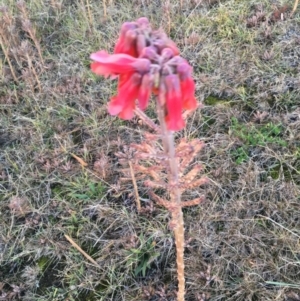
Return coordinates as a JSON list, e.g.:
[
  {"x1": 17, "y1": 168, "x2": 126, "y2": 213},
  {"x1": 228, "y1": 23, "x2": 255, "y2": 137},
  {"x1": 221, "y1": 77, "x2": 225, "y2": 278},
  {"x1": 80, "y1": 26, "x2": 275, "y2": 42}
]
[
  {"x1": 132, "y1": 58, "x2": 151, "y2": 74},
  {"x1": 164, "y1": 39, "x2": 179, "y2": 55},
  {"x1": 125, "y1": 29, "x2": 137, "y2": 44},
  {"x1": 136, "y1": 34, "x2": 147, "y2": 56},
  {"x1": 153, "y1": 39, "x2": 165, "y2": 53},
  {"x1": 161, "y1": 47, "x2": 174, "y2": 61},
  {"x1": 153, "y1": 37, "x2": 180, "y2": 56},
  {"x1": 120, "y1": 22, "x2": 137, "y2": 36},
  {"x1": 139, "y1": 46, "x2": 157, "y2": 61},
  {"x1": 115, "y1": 24, "x2": 138, "y2": 56},
  {"x1": 177, "y1": 62, "x2": 192, "y2": 80},
  {"x1": 165, "y1": 73, "x2": 181, "y2": 92},
  {"x1": 122, "y1": 29, "x2": 138, "y2": 56},
  {"x1": 137, "y1": 17, "x2": 149, "y2": 26}
]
